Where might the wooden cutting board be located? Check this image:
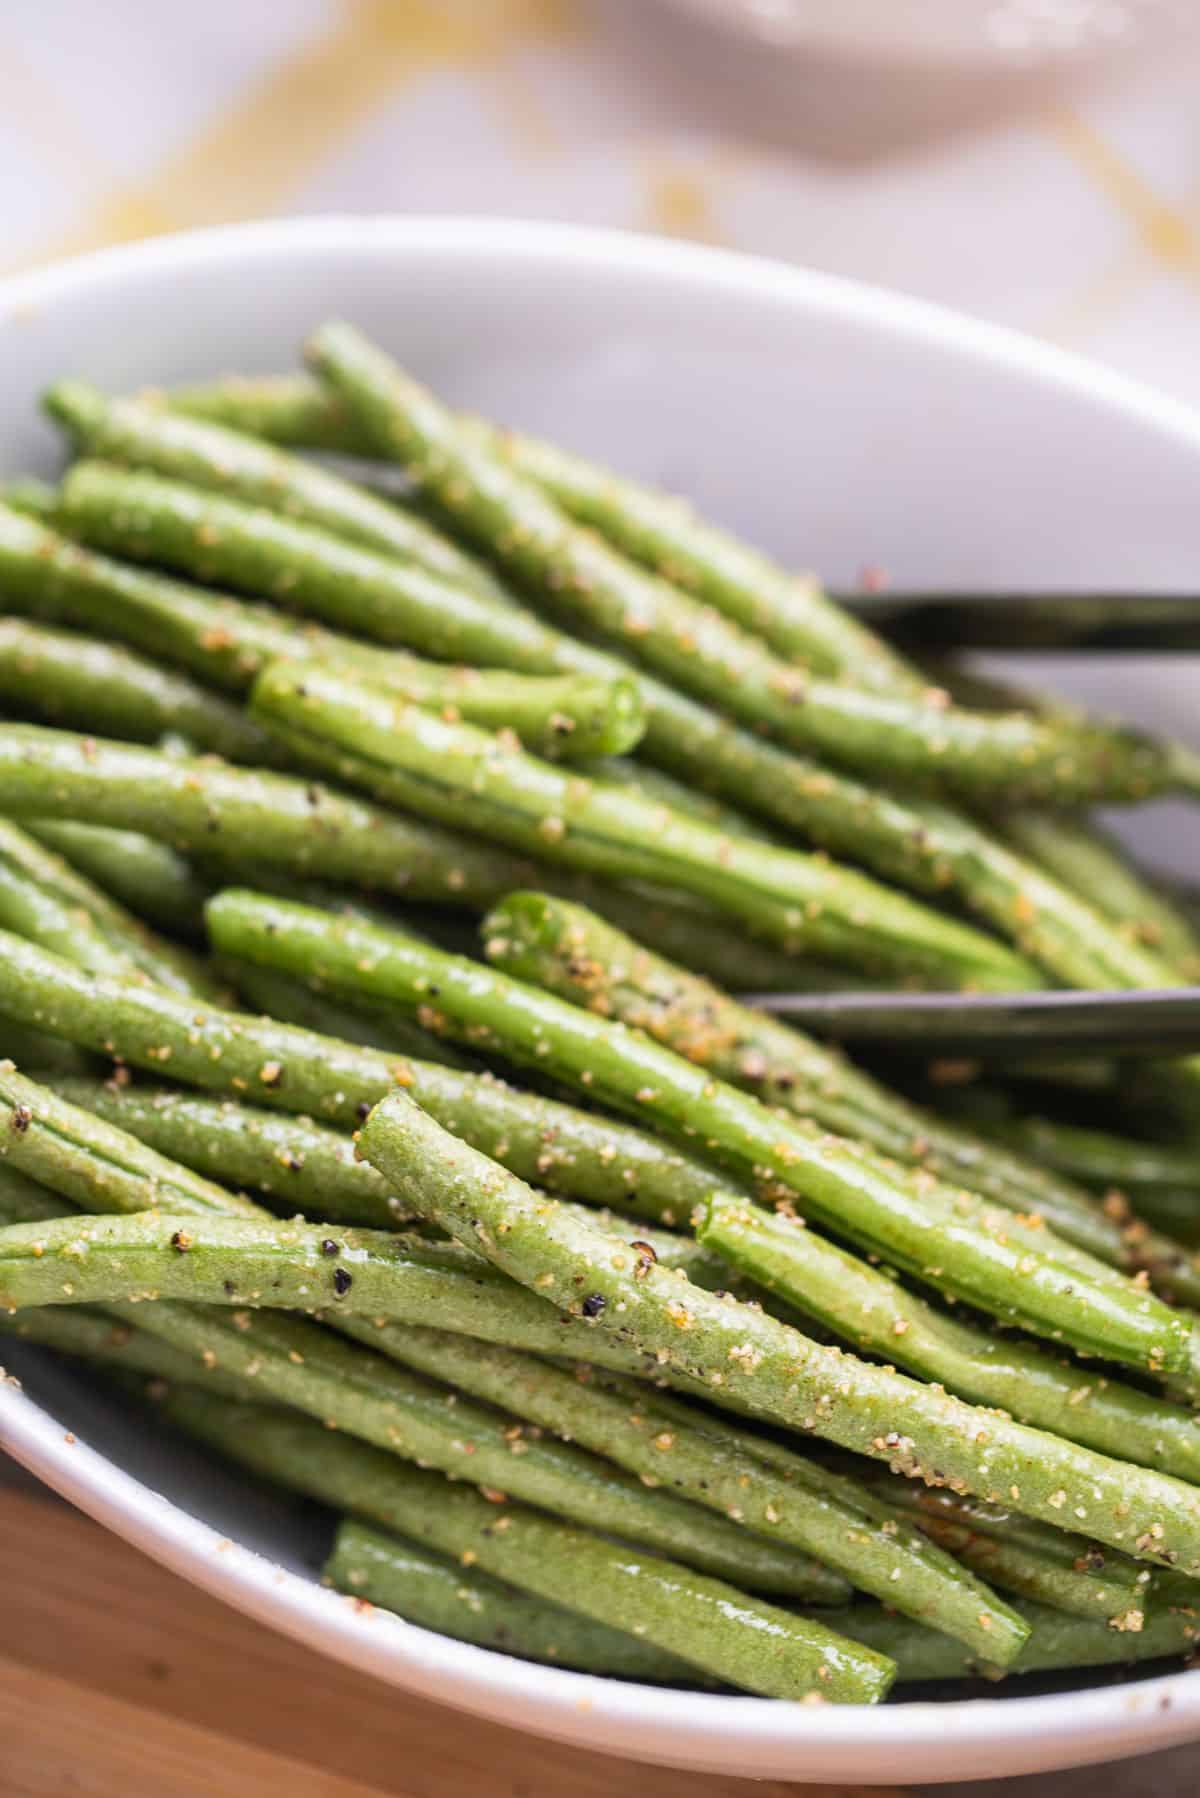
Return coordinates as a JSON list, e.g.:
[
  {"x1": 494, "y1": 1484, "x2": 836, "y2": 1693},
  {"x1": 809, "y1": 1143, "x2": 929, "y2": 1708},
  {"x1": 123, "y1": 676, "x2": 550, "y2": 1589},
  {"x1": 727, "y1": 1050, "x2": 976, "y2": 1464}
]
[{"x1": 0, "y1": 1477, "x2": 902, "y2": 1798}]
